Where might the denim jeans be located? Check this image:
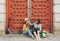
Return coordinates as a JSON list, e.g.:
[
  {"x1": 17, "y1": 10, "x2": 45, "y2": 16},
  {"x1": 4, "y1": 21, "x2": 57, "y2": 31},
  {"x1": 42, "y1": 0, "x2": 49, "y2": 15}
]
[{"x1": 23, "y1": 29, "x2": 33, "y2": 35}]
